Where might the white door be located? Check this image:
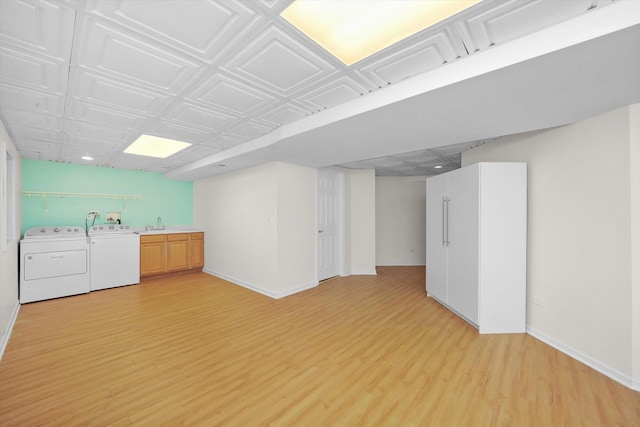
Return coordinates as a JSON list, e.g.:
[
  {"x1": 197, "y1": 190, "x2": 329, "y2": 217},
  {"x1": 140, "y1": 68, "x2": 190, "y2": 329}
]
[
  {"x1": 425, "y1": 173, "x2": 449, "y2": 302},
  {"x1": 317, "y1": 169, "x2": 341, "y2": 281},
  {"x1": 447, "y1": 165, "x2": 480, "y2": 324}
]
